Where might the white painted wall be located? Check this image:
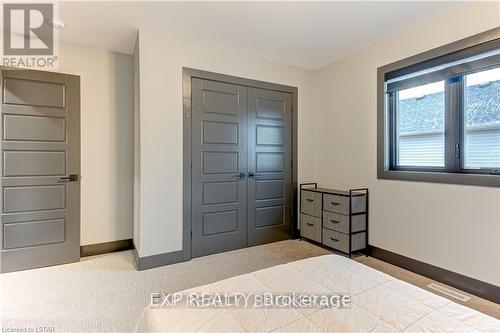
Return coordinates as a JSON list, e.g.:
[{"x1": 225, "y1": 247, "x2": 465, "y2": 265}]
[
  {"x1": 135, "y1": 31, "x2": 315, "y2": 257},
  {"x1": 58, "y1": 42, "x2": 134, "y2": 246},
  {"x1": 312, "y1": 2, "x2": 500, "y2": 286}
]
